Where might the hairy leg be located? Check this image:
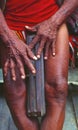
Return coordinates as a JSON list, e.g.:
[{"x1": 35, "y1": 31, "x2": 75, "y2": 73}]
[
  {"x1": 41, "y1": 24, "x2": 69, "y2": 130},
  {"x1": 0, "y1": 44, "x2": 39, "y2": 130}
]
